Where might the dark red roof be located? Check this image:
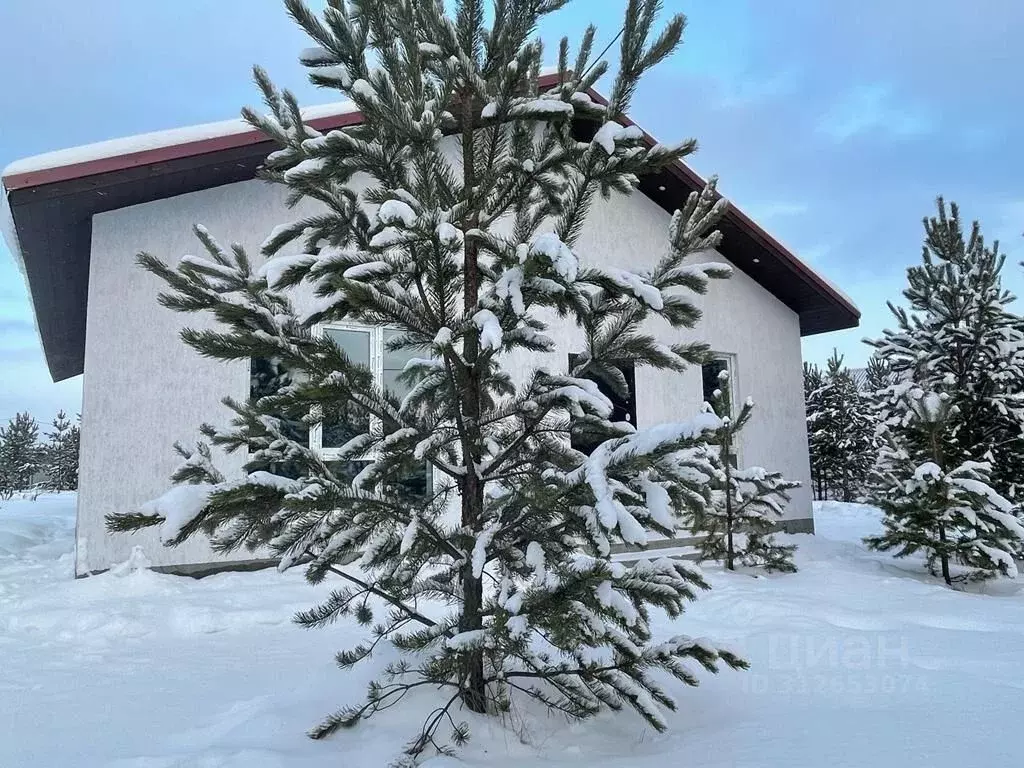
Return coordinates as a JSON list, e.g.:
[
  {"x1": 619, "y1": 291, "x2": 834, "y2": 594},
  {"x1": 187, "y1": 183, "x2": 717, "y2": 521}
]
[{"x1": 2, "y1": 76, "x2": 858, "y2": 382}]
